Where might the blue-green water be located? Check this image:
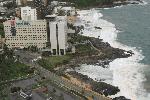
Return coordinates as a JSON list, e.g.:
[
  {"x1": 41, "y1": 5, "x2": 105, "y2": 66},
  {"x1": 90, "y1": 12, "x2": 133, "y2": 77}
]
[{"x1": 101, "y1": 0, "x2": 150, "y2": 98}]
